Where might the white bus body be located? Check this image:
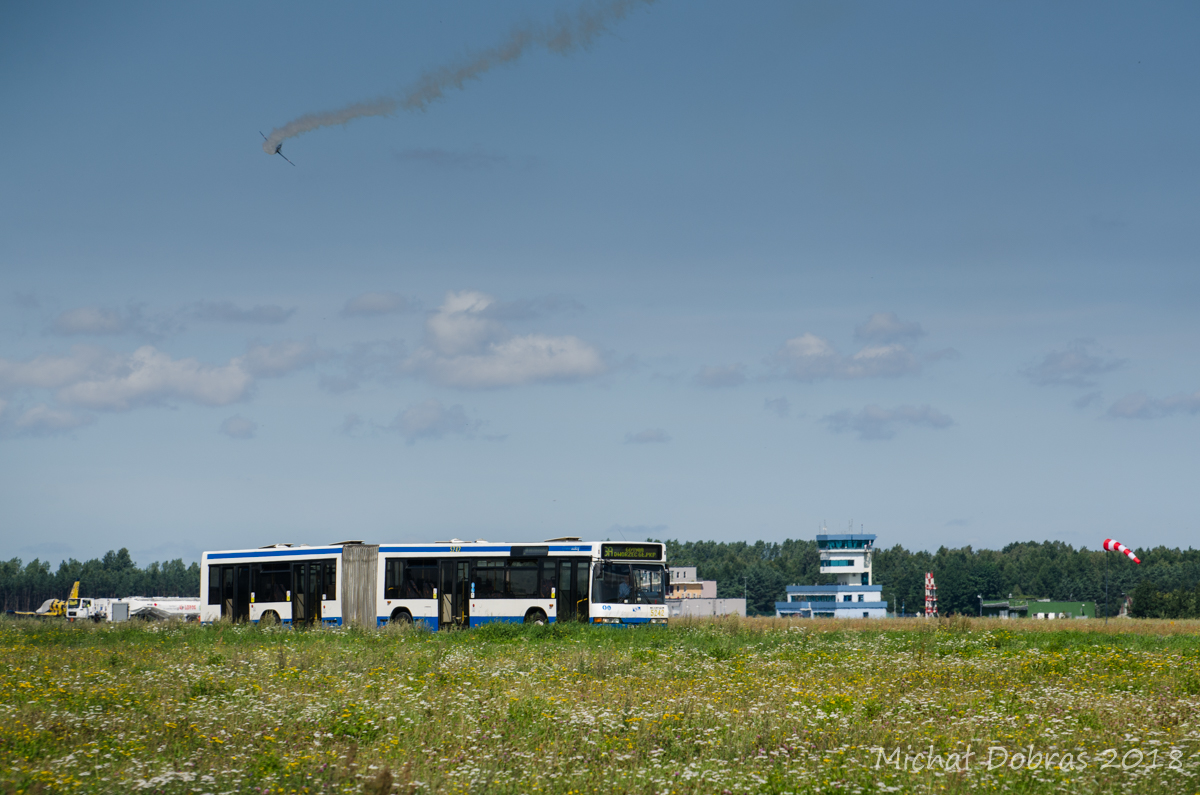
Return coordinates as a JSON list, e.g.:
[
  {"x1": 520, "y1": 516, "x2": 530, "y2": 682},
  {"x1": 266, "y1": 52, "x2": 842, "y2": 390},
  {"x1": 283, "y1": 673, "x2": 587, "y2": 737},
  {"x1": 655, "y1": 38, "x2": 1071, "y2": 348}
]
[
  {"x1": 375, "y1": 540, "x2": 669, "y2": 629},
  {"x1": 200, "y1": 545, "x2": 342, "y2": 626},
  {"x1": 199, "y1": 540, "x2": 669, "y2": 629}
]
